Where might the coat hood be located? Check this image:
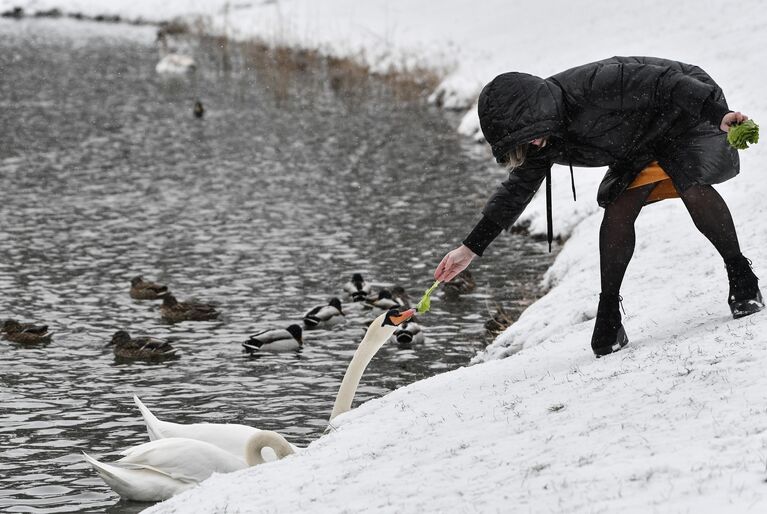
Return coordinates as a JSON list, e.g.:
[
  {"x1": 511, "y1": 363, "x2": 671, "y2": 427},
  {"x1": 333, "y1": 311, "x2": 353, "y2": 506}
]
[{"x1": 478, "y1": 72, "x2": 564, "y2": 163}]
